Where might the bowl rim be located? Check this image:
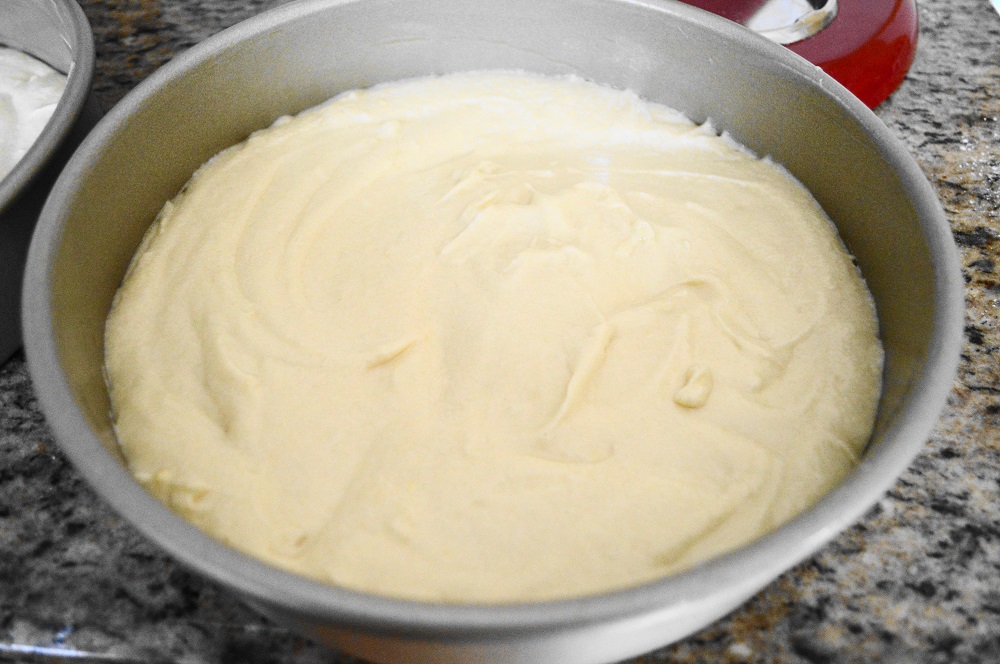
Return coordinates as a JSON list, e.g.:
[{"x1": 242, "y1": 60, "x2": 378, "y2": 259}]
[
  {"x1": 0, "y1": 0, "x2": 95, "y2": 213},
  {"x1": 23, "y1": 0, "x2": 965, "y2": 640}
]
